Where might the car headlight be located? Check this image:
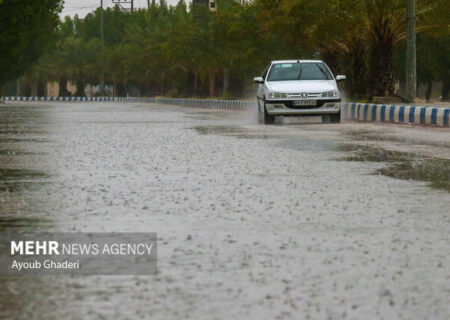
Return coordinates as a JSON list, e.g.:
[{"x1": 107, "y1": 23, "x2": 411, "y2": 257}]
[
  {"x1": 322, "y1": 91, "x2": 338, "y2": 97},
  {"x1": 268, "y1": 92, "x2": 288, "y2": 99}
]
